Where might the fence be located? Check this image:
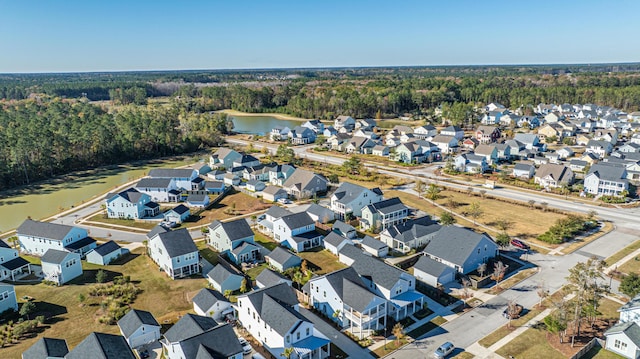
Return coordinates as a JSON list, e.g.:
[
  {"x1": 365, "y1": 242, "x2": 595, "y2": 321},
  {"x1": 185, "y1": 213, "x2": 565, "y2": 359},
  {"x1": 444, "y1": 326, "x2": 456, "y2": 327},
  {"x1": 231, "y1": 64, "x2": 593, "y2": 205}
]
[{"x1": 570, "y1": 337, "x2": 604, "y2": 359}]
